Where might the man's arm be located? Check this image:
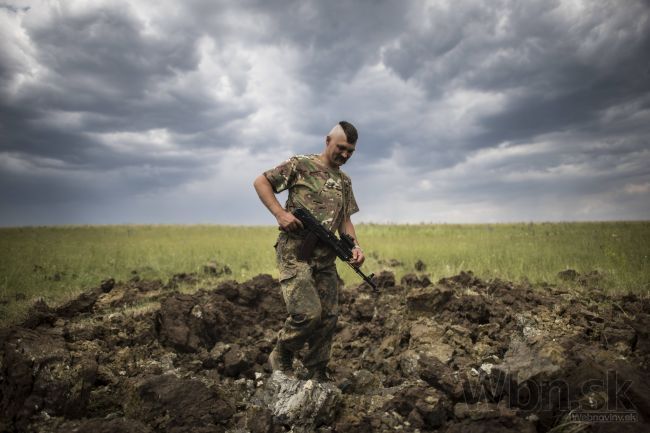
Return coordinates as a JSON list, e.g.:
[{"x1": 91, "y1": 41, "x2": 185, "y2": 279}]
[
  {"x1": 253, "y1": 174, "x2": 303, "y2": 231},
  {"x1": 339, "y1": 215, "x2": 365, "y2": 266}
]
